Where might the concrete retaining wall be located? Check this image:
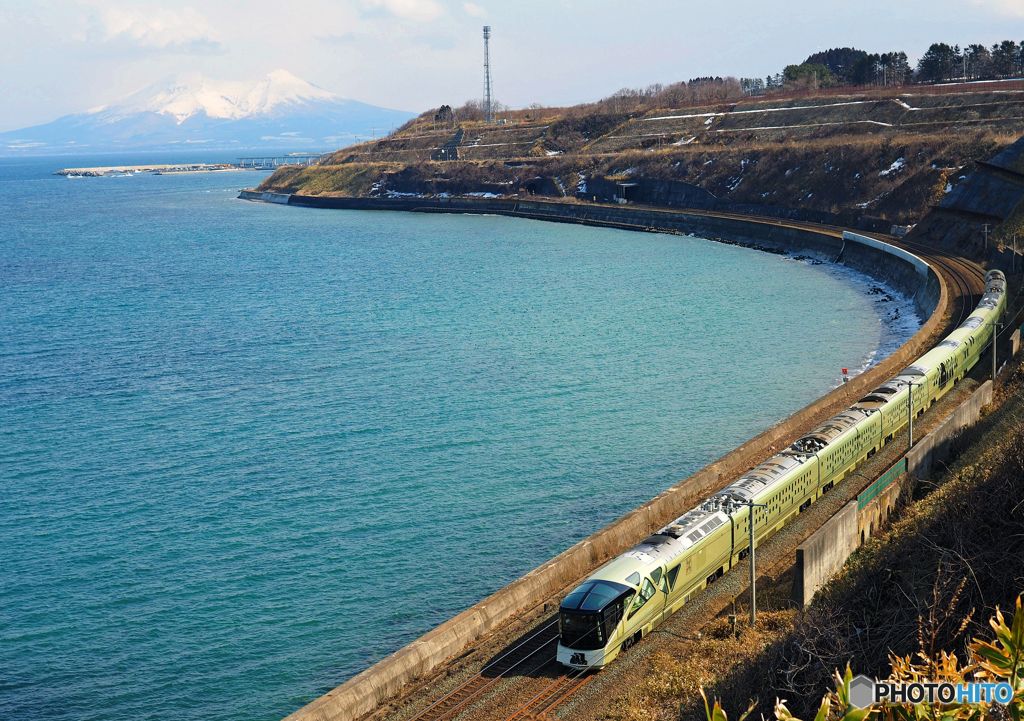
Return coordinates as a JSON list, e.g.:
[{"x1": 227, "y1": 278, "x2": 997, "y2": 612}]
[
  {"x1": 261, "y1": 194, "x2": 949, "y2": 721},
  {"x1": 856, "y1": 465, "x2": 909, "y2": 545},
  {"x1": 791, "y1": 380, "x2": 993, "y2": 608},
  {"x1": 791, "y1": 501, "x2": 858, "y2": 607},
  {"x1": 907, "y1": 381, "x2": 993, "y2": 480}
]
